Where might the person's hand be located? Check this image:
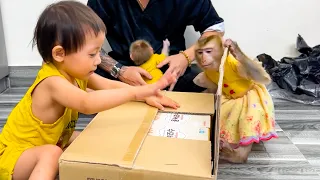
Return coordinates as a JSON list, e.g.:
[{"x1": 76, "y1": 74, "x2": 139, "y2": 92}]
[
  {"x1": 132, "y1": 73, "x2": 177, "y2": 101},
  {"x1": 145, "y1": 95, "x2": 180, "y2": 110},
  {"x1": 119, "y1": 66, "x2": 152, "y2": 86},
  {"x1": 223, "y1": 39, "x2": 245, "y2": 62},
  {"x1": 157, "y1": 53, "x2": 189, "y2": 91}
]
